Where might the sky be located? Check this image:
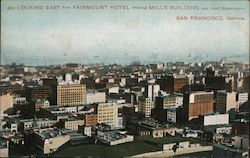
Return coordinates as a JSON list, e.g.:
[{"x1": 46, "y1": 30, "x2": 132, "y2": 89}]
[{"x1": 1, "y1": 0, "x2": 249, "y2": 65}]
